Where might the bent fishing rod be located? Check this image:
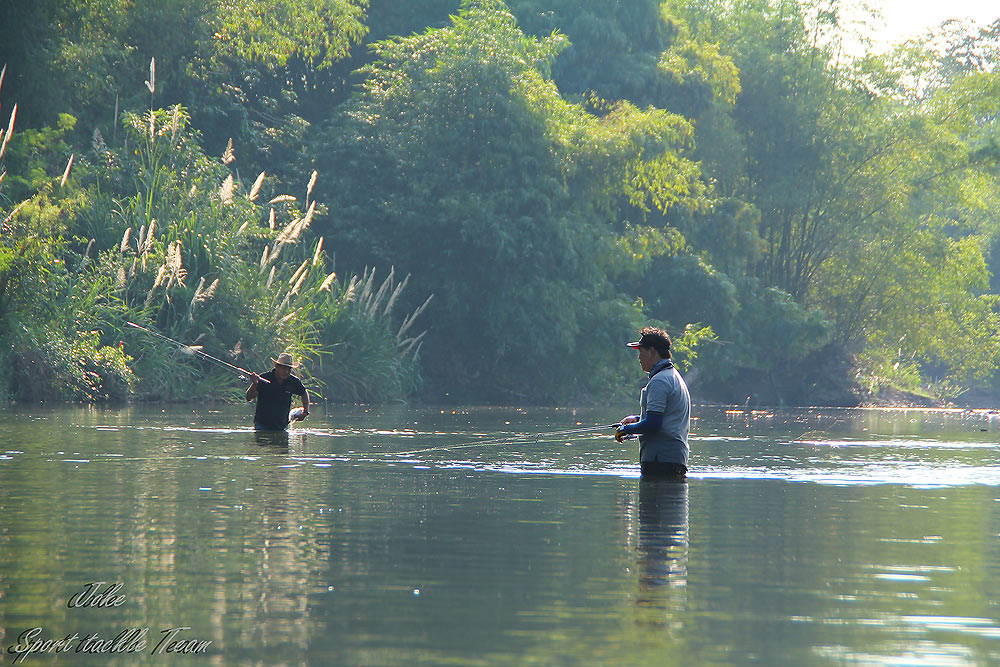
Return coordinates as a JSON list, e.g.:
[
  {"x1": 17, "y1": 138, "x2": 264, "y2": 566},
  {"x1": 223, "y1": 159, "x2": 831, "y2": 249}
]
[{"x1": 126, "y1": 321, "x2": 269, "y2": 383}]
